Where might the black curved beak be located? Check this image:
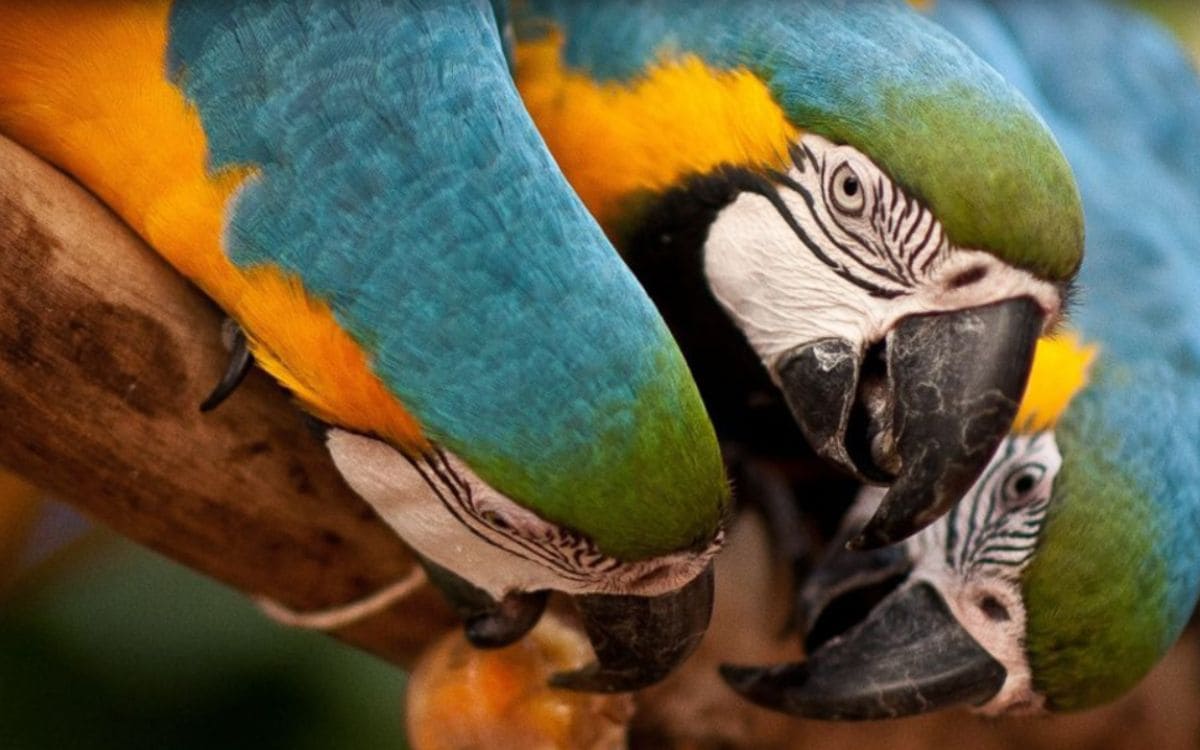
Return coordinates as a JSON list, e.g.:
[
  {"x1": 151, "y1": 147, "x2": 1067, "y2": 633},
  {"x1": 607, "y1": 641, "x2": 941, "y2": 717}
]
[
  {"x1": 551, "y1": 563, "x2": 715, "y2": 693},
  {"x1": 777, "y1": 297, "x2": 1042, "y2": 548},
  {"x1": 721, "y1": 582, "x2": 1006, "y2": 720}
]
